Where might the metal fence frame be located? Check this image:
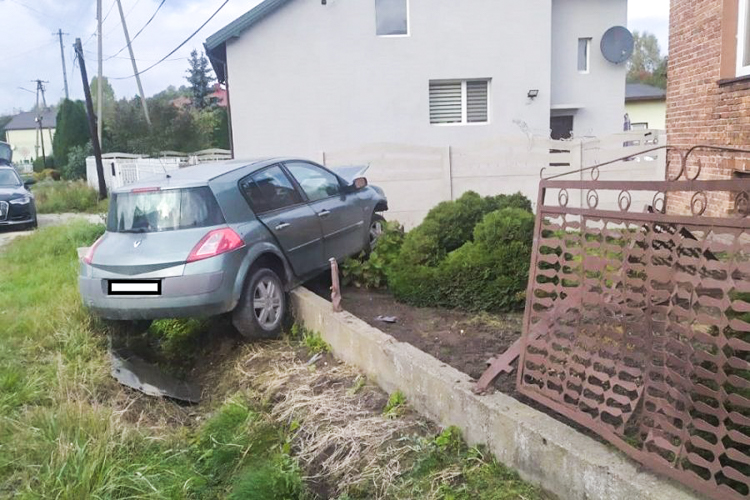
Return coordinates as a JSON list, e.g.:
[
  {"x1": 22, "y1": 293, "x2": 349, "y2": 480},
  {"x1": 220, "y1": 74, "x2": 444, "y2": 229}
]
[{"x1": 517, "y1": 146, "x2": 750, "y2": 500}]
